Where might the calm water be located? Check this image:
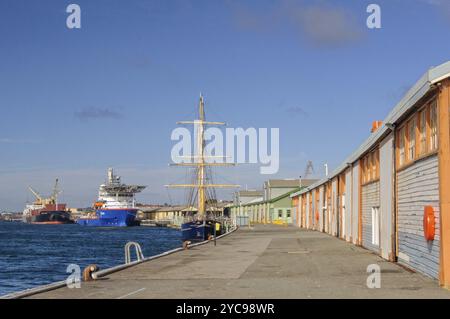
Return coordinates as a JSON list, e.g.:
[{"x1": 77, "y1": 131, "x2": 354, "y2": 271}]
[{"x1": 0, "y1": 222, "x2": 181, "y2": 296}]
